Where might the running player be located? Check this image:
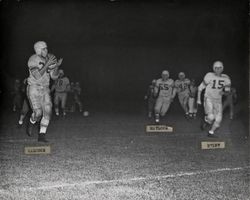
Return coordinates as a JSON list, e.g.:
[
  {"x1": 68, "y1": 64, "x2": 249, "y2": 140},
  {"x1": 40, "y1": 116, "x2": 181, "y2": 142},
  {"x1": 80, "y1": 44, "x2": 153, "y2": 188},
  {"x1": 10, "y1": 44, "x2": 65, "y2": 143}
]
[
  {"x1": 154, "y1": 70, "x2": 176, "y2": 123},
  {"x1": 197, "y1": 61, "x2": 231, "y2": 137},
  {"x1": 175, "y1": 72, "x2": 190, "y2": 117}
]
